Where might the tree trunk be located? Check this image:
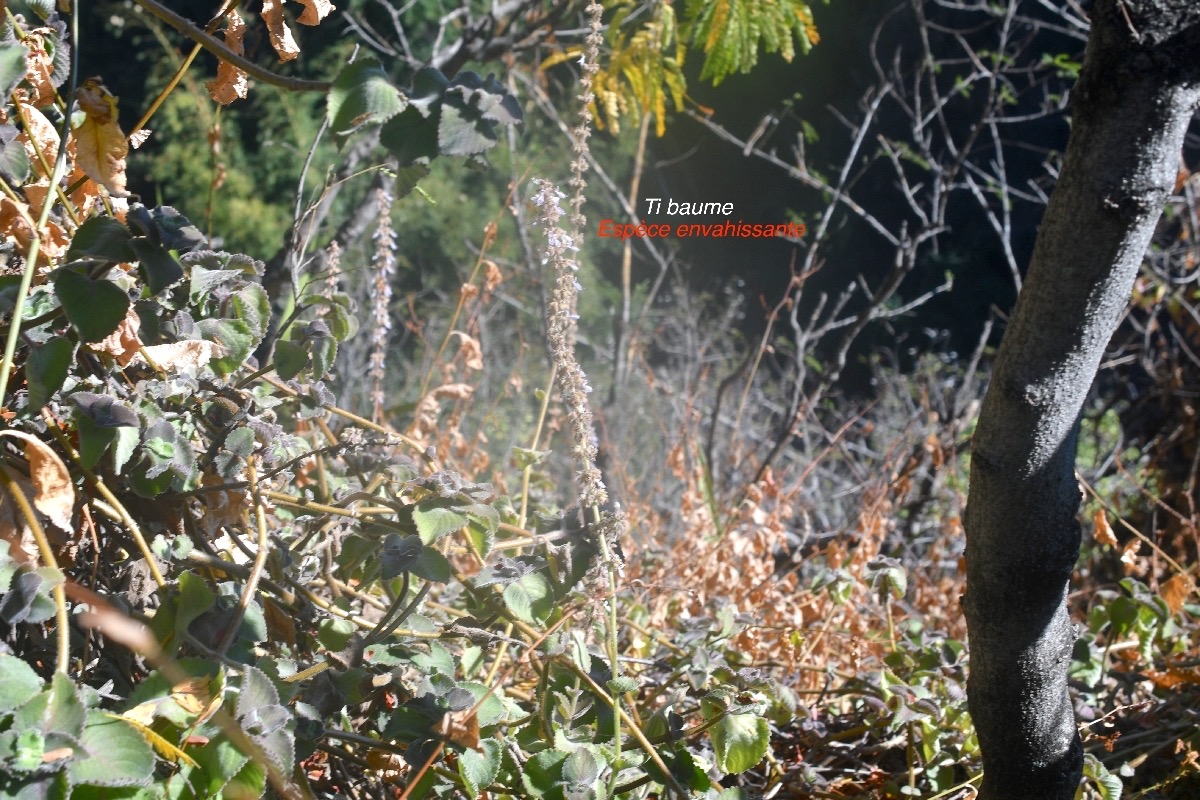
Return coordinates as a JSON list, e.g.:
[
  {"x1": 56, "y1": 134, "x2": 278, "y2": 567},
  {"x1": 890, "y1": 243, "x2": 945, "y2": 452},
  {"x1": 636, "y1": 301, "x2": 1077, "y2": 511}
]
[{"x1": 963, "y1": 2, "x2": 1200, "y2": 798}]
